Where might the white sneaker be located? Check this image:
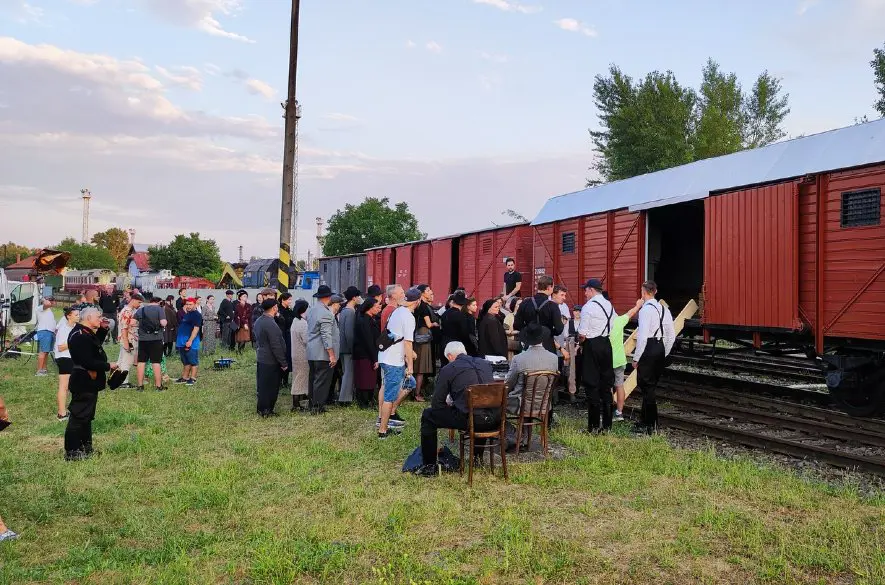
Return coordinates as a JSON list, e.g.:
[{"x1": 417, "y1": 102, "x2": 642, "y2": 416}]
[
  {"x1": 36, "y1": 370, "x2": 48, "y2": 377},
  {"x1": 613, "y1": 410, "x2": 624, "y2": 422},
  {"x1": 0, "y1": 529, "x2": 19, "y2": 542}
]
